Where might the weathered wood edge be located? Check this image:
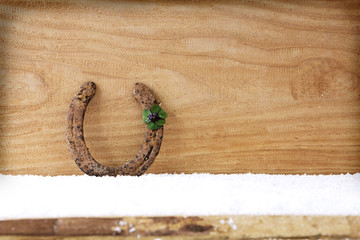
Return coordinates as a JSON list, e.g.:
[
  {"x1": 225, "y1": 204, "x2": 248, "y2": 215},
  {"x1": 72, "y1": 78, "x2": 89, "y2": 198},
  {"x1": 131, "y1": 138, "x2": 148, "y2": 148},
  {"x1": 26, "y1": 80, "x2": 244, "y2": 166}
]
[{"x1": 0, "y1": 216, "x2": 359, "y2": 239}]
